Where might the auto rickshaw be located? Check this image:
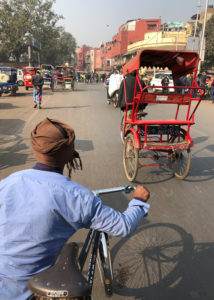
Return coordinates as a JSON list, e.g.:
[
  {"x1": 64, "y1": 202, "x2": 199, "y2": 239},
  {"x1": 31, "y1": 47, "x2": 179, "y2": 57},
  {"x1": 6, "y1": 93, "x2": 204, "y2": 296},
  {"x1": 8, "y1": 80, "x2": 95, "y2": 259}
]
[
  {"x1": 64, "y1": 66, "x2": 75, "y2": 90},
  {"x1": 0, "y1": 67, "x2": 18, "y2": 96},
  {"x1": 23, "y1": 66, "x2": 39, "y2": 90},
  {"x1": 41, "y1": 64, "x2": 55, "y2": 91}
]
